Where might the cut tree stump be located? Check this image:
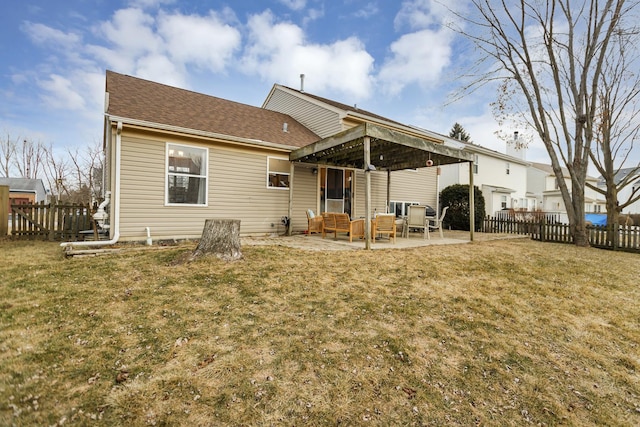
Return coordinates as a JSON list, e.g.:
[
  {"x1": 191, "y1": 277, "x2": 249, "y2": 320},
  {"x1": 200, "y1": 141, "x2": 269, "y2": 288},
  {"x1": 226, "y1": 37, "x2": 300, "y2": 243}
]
[{"x1": 189, "y1": 219, "x2": 242, "y2": 262}]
